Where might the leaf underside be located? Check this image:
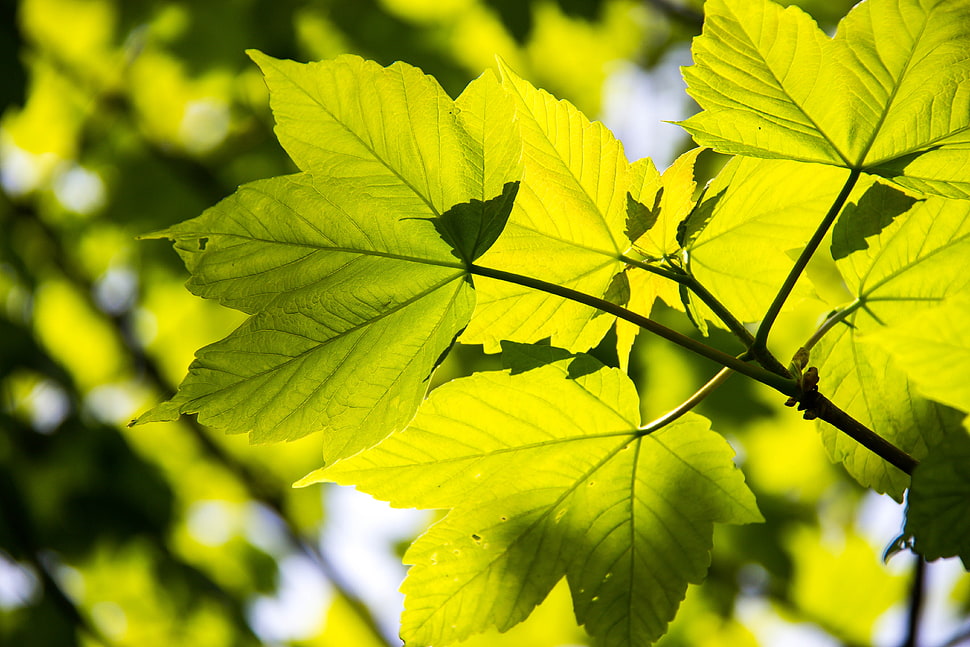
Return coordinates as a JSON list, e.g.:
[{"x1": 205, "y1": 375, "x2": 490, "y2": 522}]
[
  {"x1": 137, "y1": 54, "x2": 520, "y2": 462},
  {"x1": 310, "y1": 346, "x2": 762, "y2": 647},
  {"x1": 680, "y1": 0, "x2": 970, "y2": 197},
  {"x1": 813, "y1": 190, "x2": 970, "y2": 498}
]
